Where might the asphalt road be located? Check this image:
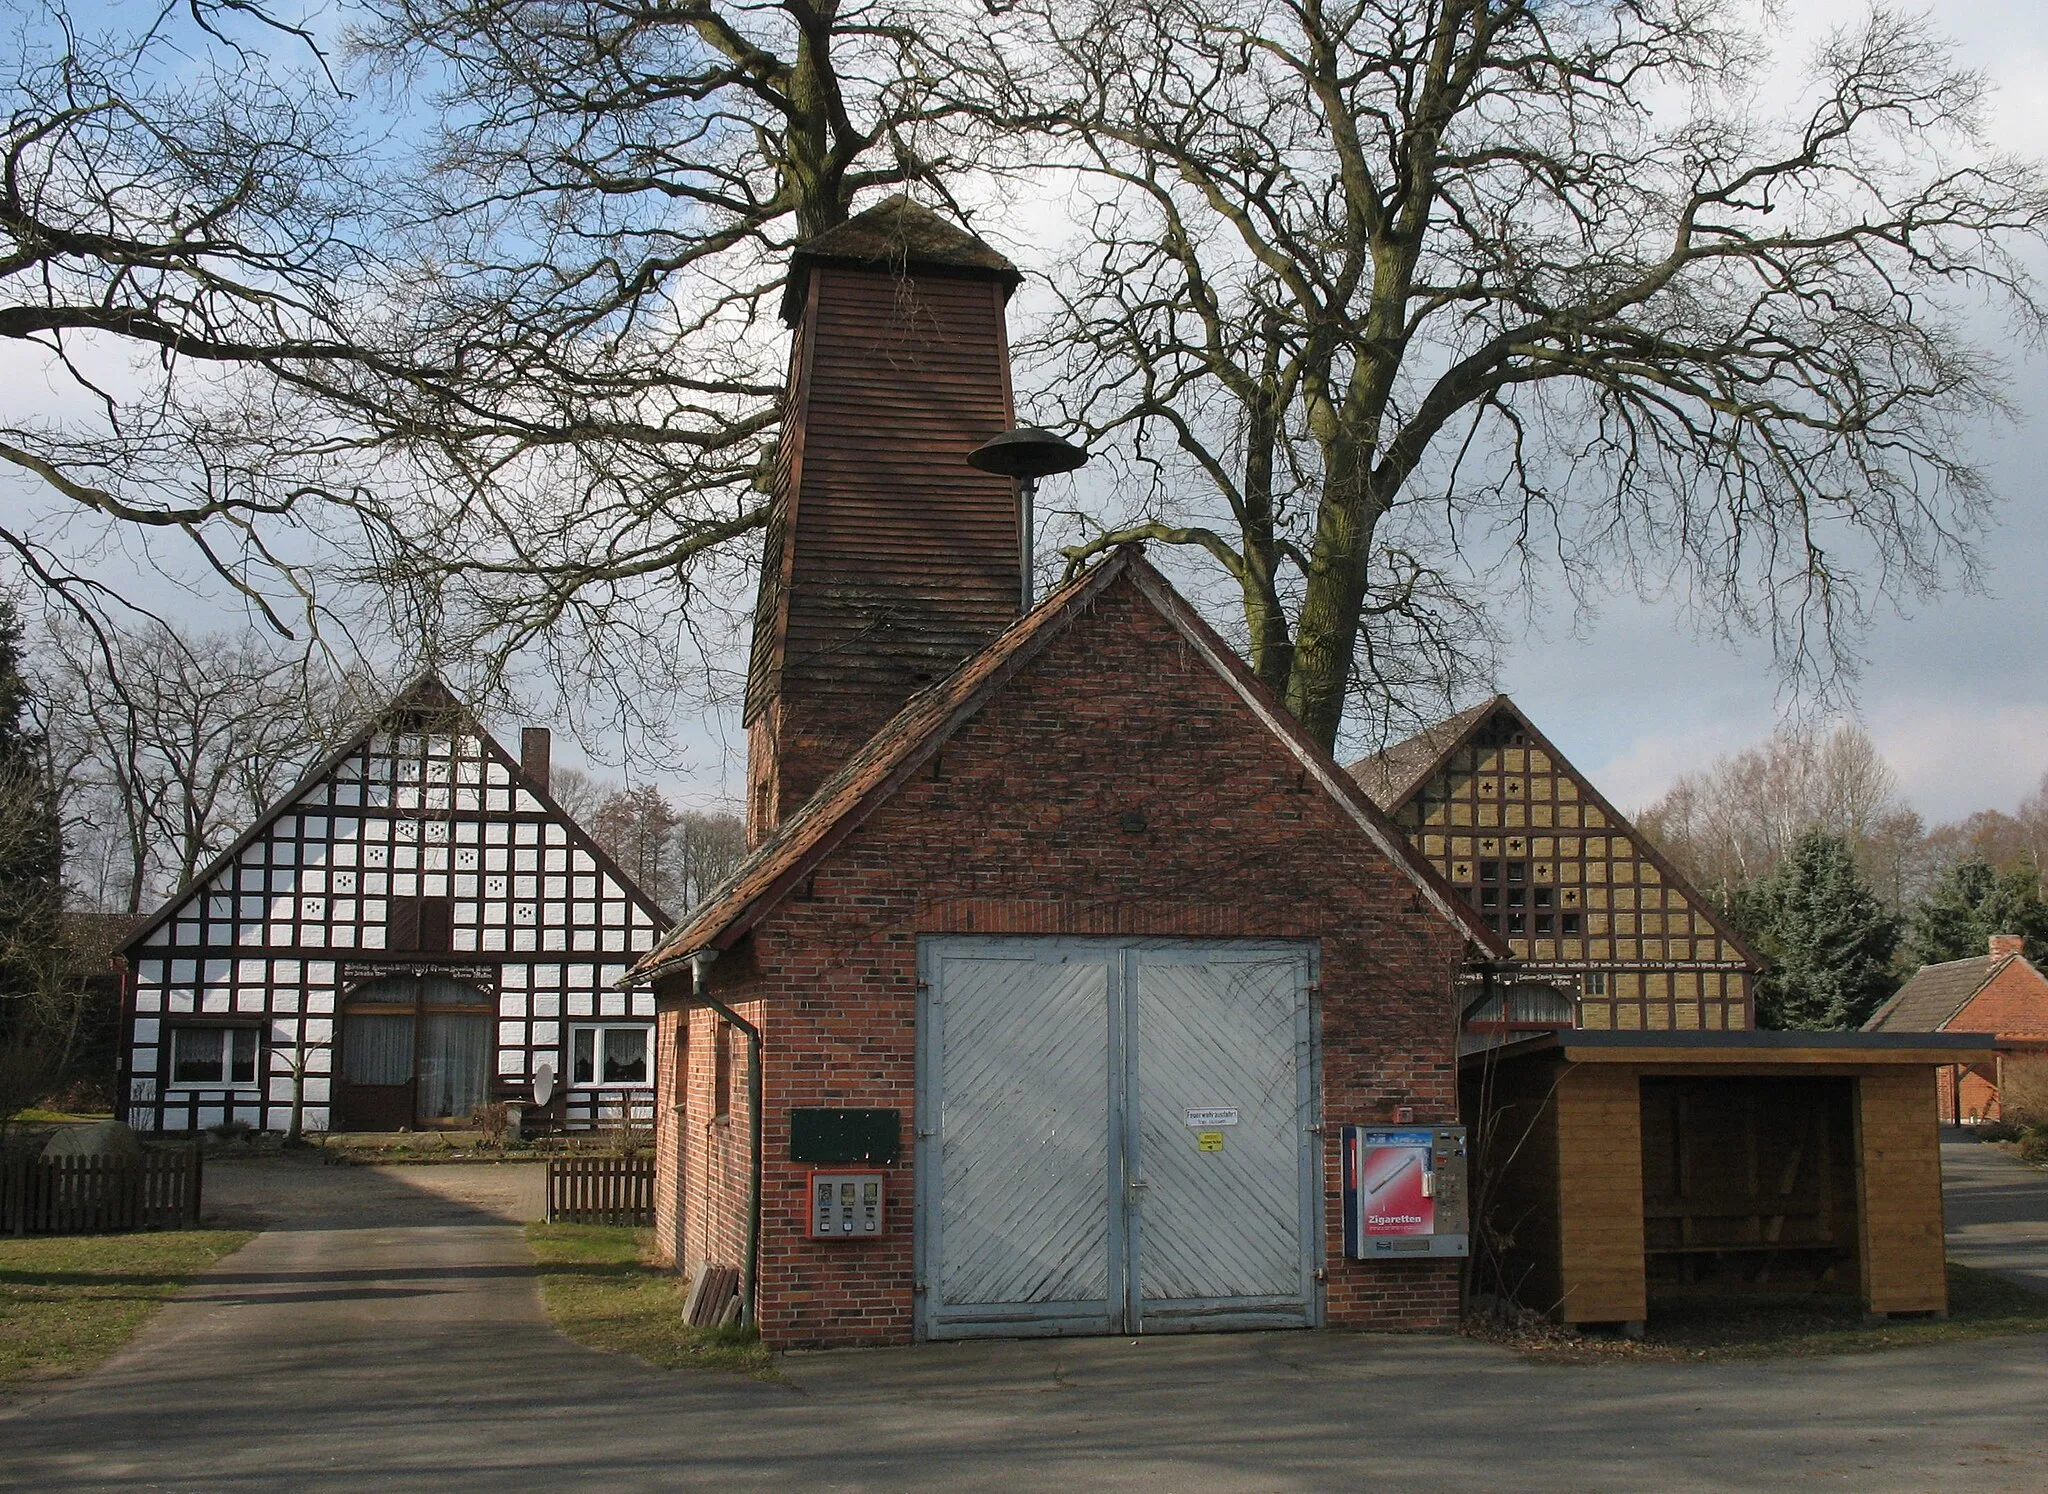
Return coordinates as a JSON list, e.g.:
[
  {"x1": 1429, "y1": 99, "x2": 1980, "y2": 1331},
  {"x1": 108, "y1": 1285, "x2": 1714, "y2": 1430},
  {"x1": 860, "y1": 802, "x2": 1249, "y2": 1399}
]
[
  {"x1": 1941, "y1": 1127, "x2": 2048, "y2": 1294},
  {"x1": 3, "y1": 1150, "x2": 2046, "y2": 1491}
]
